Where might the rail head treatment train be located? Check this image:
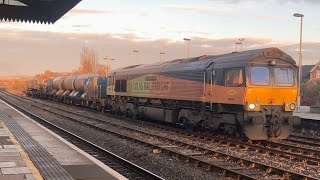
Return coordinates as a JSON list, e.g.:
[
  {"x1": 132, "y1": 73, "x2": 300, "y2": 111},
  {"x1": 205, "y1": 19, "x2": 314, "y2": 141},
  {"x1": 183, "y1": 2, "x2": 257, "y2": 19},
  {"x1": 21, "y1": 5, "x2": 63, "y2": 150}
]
[{"x1": 26, "y1": 47, "x2": 301, "y2": 140}]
